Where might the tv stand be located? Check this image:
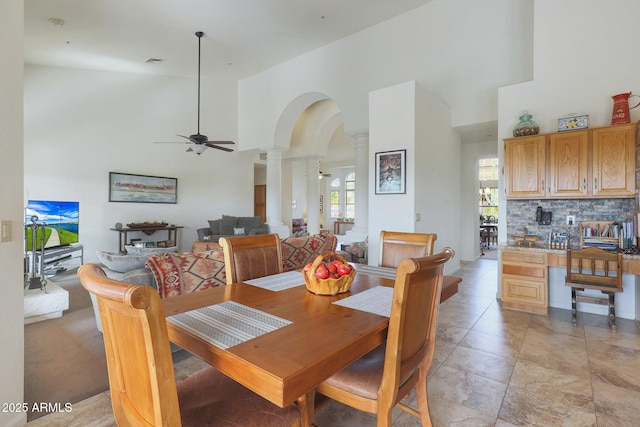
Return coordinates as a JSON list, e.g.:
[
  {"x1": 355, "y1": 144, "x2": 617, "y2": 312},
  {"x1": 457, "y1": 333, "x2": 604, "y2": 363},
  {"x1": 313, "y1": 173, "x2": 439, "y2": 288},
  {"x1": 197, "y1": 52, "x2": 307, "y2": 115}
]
[{"x1": 28, "y1": 243, "x2": 84, "y2": 277}]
